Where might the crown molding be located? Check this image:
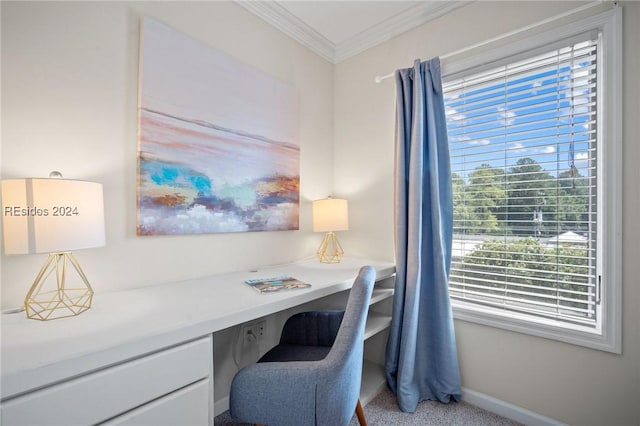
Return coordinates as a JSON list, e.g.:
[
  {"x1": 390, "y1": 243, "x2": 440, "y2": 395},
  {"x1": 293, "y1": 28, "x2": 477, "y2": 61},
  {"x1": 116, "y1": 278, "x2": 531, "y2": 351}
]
[
  {"x1": 236, "y1": 1, "x2": 471, "y2": 64},
  {"x1": 334, "y1": 1, "x2": 472, "y2": 63},
  {"x1": 236, "y1": 1, "x2": 335, "y2": 62}
]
